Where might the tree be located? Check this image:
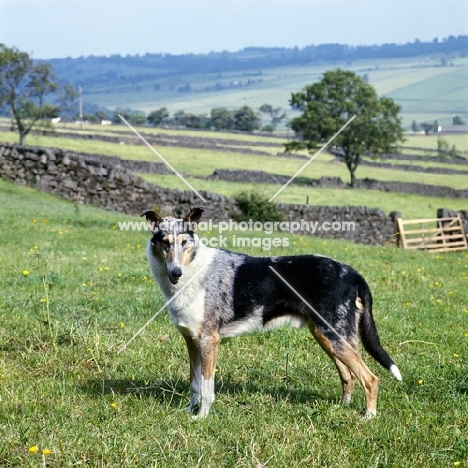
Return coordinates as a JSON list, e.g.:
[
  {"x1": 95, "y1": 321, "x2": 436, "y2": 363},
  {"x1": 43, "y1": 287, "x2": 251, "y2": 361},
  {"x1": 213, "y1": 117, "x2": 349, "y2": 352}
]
[
  {"x1": 174, "y1": 111, "x2": 207, "y2": 129},
  {"x1": 113, "y1": 109, "x2": 144, "y2": 125},
  {"x1": 421, "y1": 122, "x2": 434, "y2": 135},
  {"x1": 129, "y1": 113, "x2": 147, "y2": 125},
  {"x1": 411, "y1": 120, "x2": 420, "y2": 132},
  {"x1": 147, "y1": 107, "x2": 169, "y2": 126},
  {"x1": 58, "y1": 83, "x2": 78, "y2": 120},
  {"x1": 437, "y1": 137, "x2": 459, "y2": 159},
  {"x1": 453, "y1": 116, "x2": 465, "y2": 125},
  {"x1": 0, "y1": 44, "x2": 59, "y2": 144},
  {"x1": 233, "y1": 105, "x2": 260, "y2": 132},
  {"x1": 286, "y1": 69, "x2": 405, "y2": 187},
  {"x1": 209, "y1": 107, "x2": 235, "y2": 131},
  {"x1": 259, "y1": 104, "x2": 287, "y2": 130}
]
